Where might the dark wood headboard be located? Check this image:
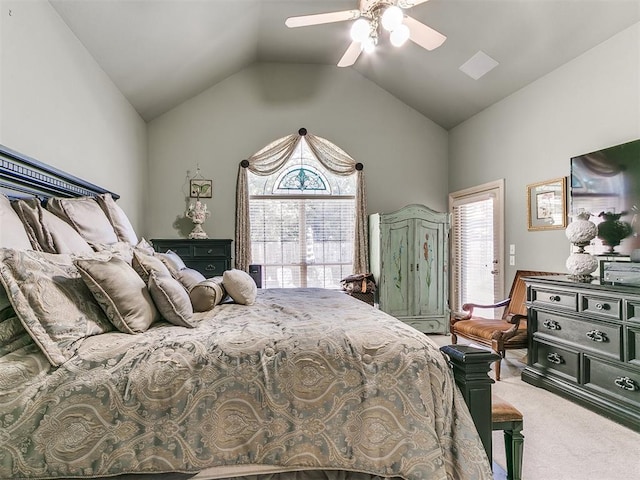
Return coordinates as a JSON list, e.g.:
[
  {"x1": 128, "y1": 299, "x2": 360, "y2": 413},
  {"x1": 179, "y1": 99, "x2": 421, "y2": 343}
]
[{"x1": 0, "y1": 144, "x2": 118, "y2": 200}]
